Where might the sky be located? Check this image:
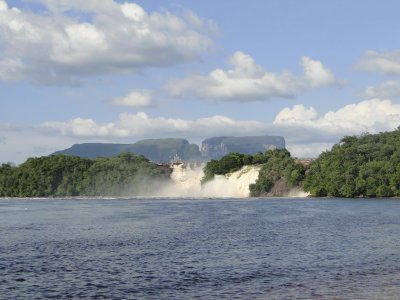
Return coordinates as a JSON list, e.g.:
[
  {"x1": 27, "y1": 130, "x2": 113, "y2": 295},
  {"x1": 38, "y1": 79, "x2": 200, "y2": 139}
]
[{"x1": 3, "y1": 0, "x2": 400, "y2": 163}]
